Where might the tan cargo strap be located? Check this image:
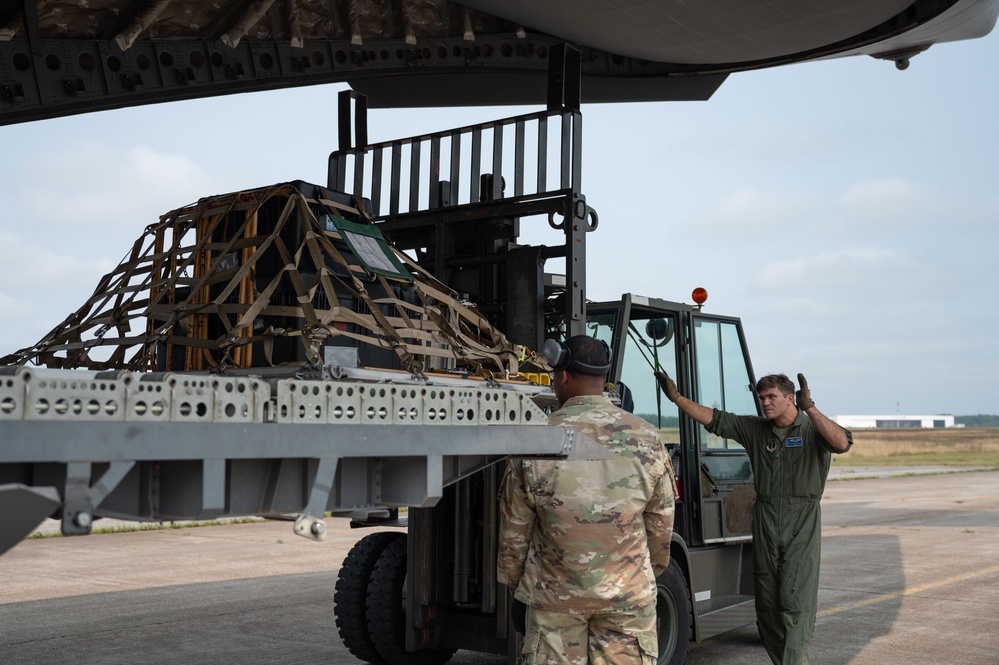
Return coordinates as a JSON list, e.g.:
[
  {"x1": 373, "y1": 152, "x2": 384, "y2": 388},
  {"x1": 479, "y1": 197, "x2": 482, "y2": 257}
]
[{"x1": 1, "y1": 182, "x2": 529, "y2": 376}]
